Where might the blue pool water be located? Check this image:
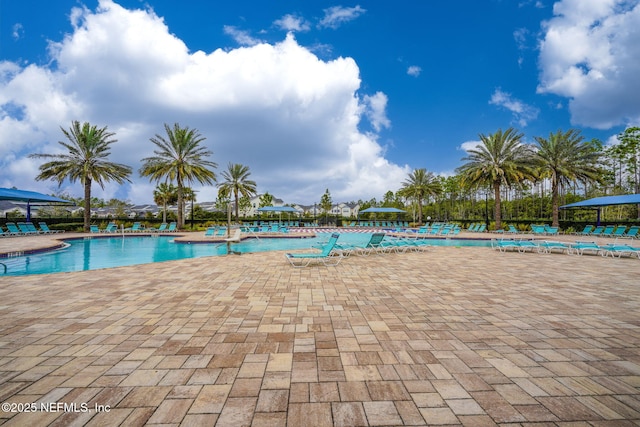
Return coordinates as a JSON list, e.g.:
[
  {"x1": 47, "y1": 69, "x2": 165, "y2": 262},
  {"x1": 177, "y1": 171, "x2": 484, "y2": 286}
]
[{"x1": 0, "y1": 233, "x2": 490, "y2": 276}]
